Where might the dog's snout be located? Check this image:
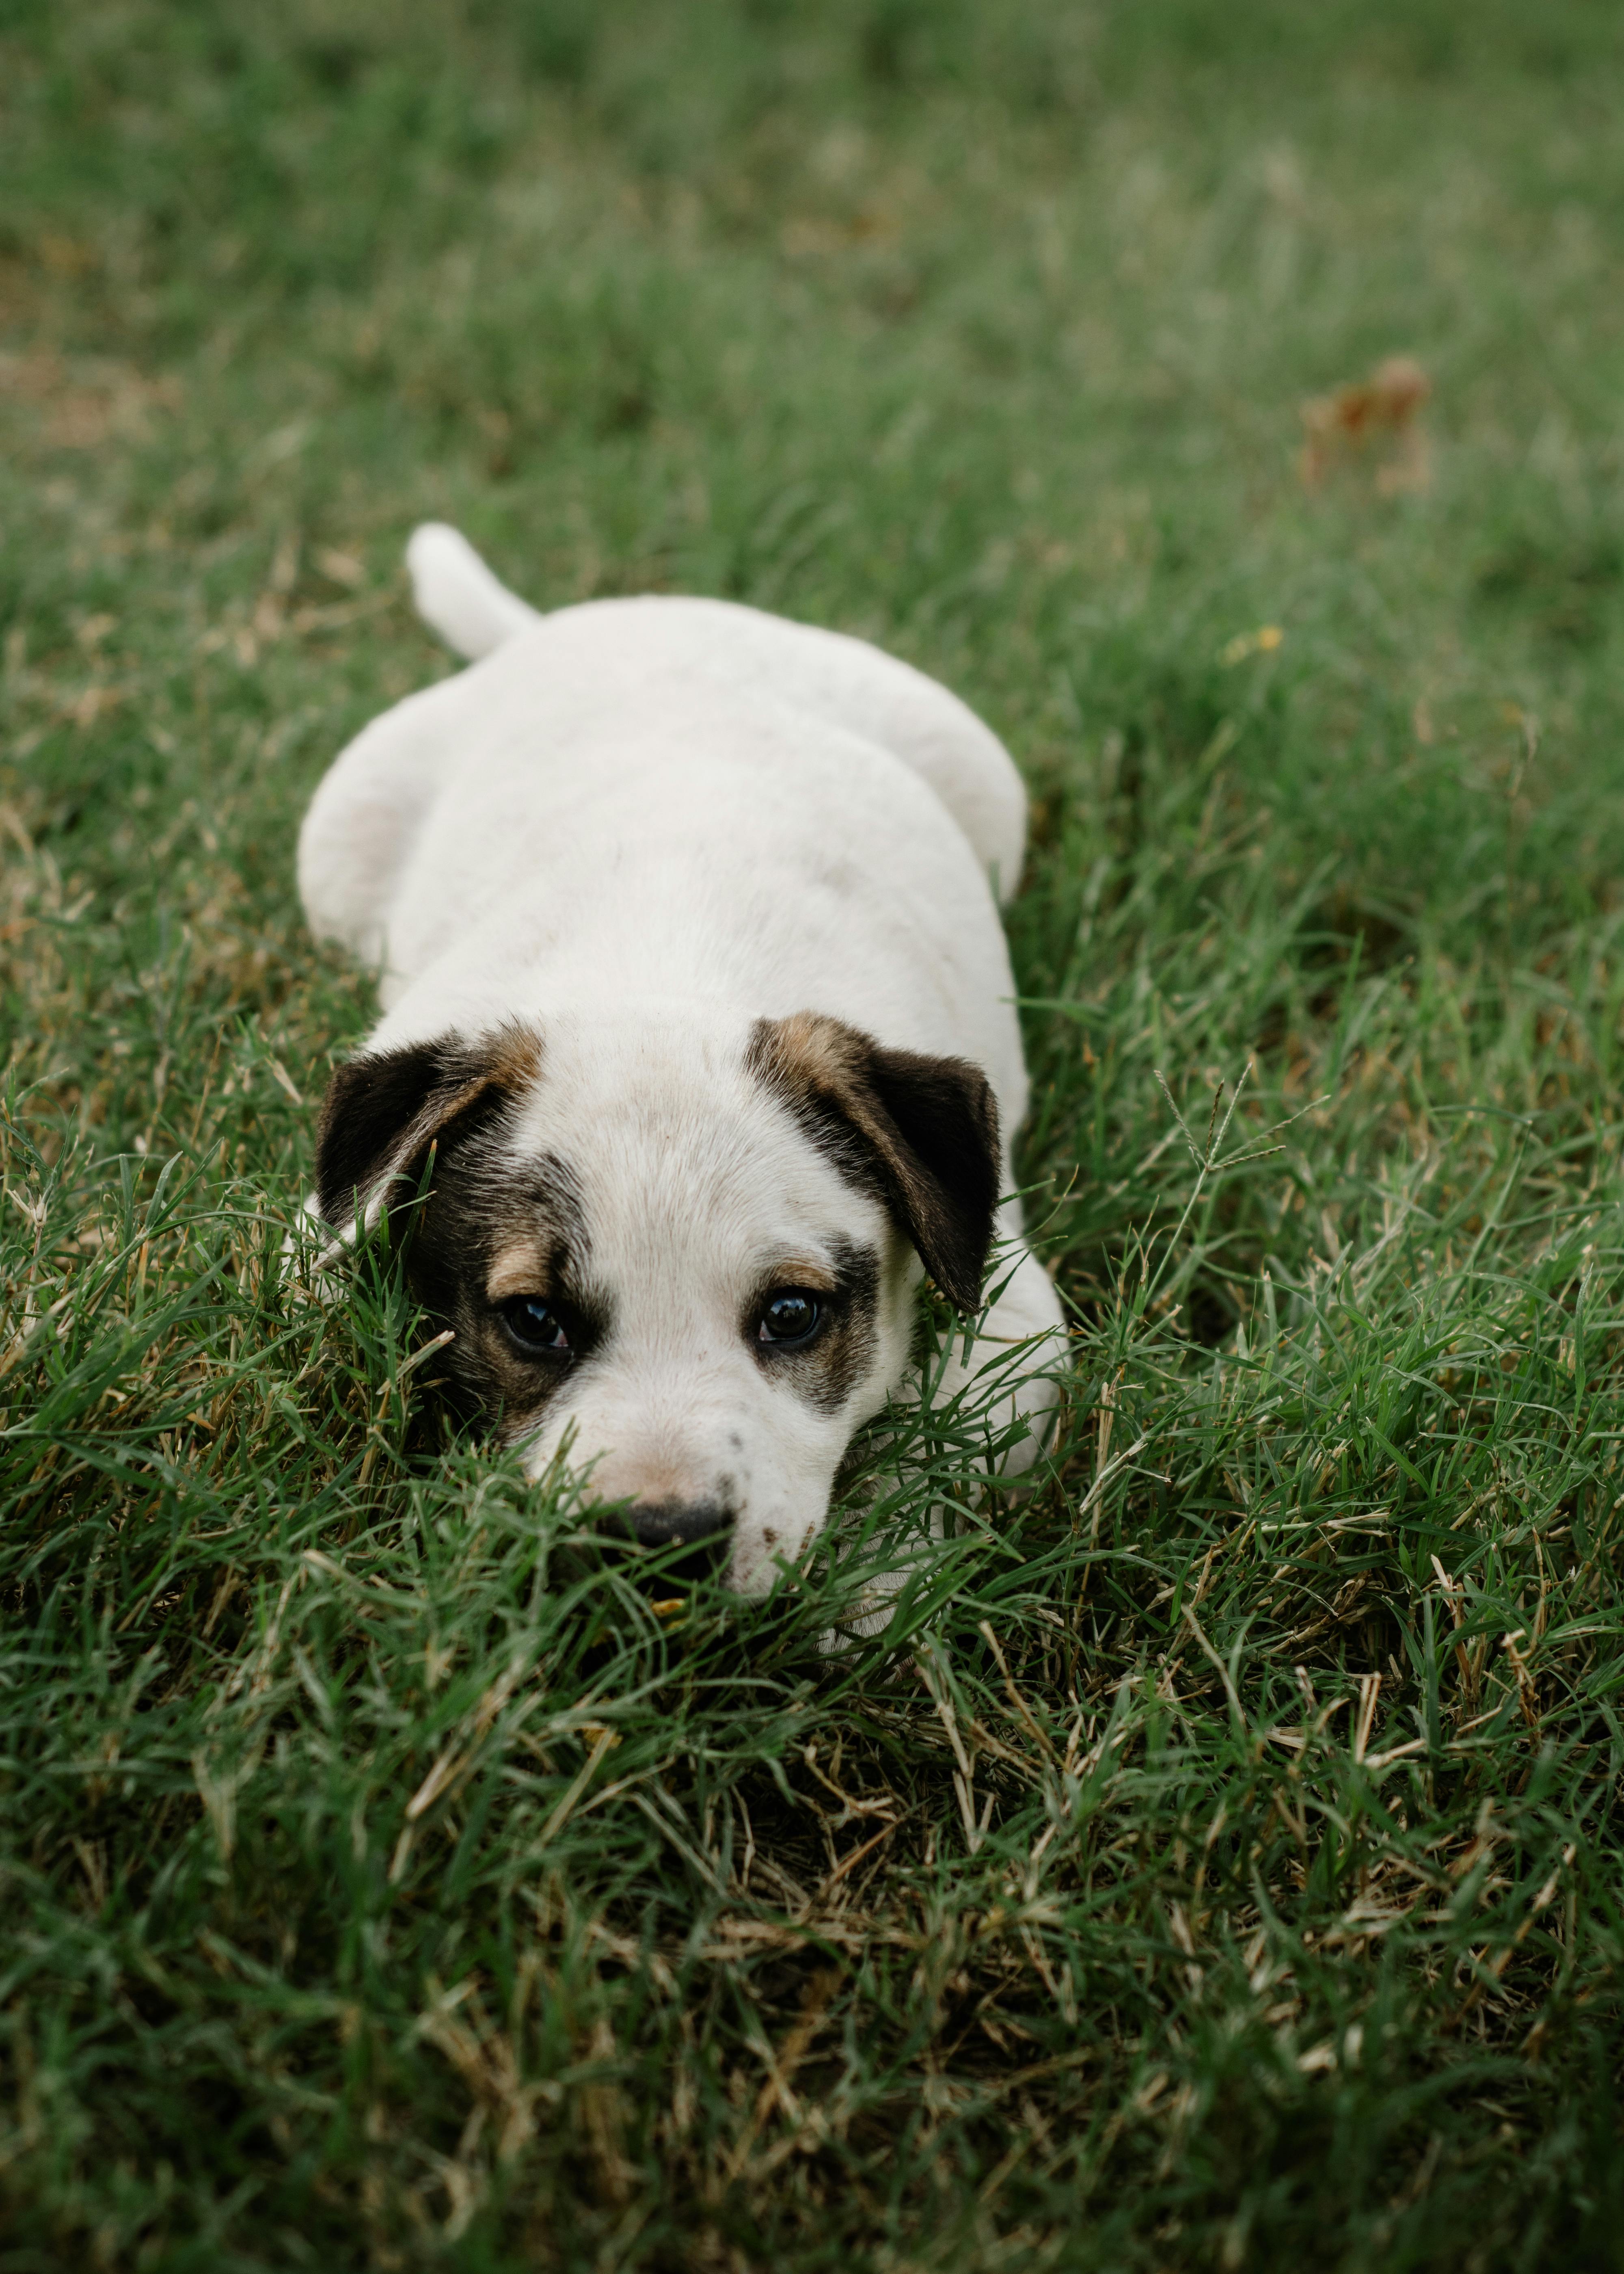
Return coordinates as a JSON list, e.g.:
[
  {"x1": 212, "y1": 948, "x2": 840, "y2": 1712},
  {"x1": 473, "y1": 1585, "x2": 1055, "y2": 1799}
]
[
  {"x1": 603, "y1": 1498, "x2": 734, "y2": 1585},
  {"x1": 629, "y1": 1499, "x2": 732, "y2": 1552}
]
